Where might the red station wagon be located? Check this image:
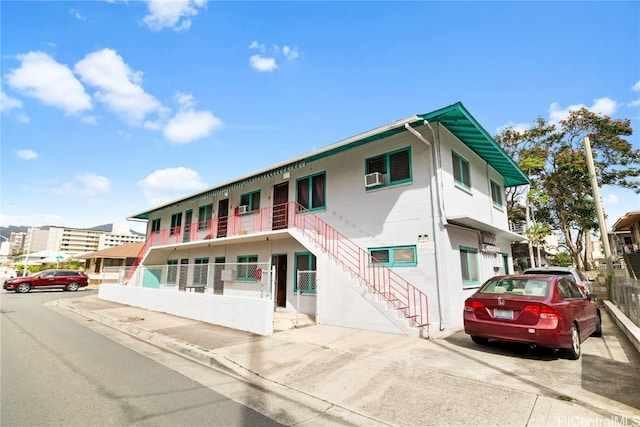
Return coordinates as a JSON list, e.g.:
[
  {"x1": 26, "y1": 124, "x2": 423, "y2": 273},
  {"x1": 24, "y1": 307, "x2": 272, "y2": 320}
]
[
  {"x1": 463, "y1": 274, "x2": 601, "y2": 360},
  {"x1": 3, "y1": 269, "x2": 89, "y2": 293}
]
